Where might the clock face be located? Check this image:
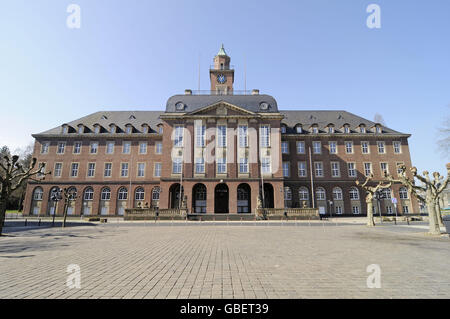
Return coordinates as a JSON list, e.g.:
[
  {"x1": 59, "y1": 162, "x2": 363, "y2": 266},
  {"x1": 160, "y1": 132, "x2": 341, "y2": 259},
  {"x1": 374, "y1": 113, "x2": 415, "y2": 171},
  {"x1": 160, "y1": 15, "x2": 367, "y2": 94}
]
[{"x1": 217, "y1": 74, "x2": 226, "y2": 84}]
